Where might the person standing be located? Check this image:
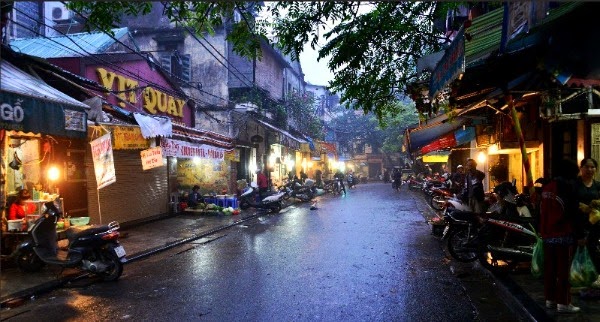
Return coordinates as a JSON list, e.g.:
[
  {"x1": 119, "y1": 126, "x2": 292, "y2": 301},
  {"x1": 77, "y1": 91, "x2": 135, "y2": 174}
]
[
  {"x1": 315, "y1": 168, "x2": 323, "y2": 188},
  {"x1": 464, "y1": 158, "x2": 485, "y2": 213},
  {"x1": 540, "y1": 158, "x2": 585, "y2": 313},
  {"x1": 575, "y1": 158, "x2": 600, "y2": 287},
  {"x1": 451, "y1": 165, "x2": 466, "y2": 194},
  {"x1": 300, "y1": 170, "x2": 308, "y2": 184},
  {"x1": 256, "y1": 169, "x2": 269, "y2": 200}
]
